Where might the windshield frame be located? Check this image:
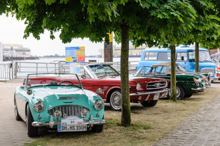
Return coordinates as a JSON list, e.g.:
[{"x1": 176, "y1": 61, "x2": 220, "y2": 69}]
[{"x1": 24, "y1": 73, "x2": 82, "y2": 90}]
